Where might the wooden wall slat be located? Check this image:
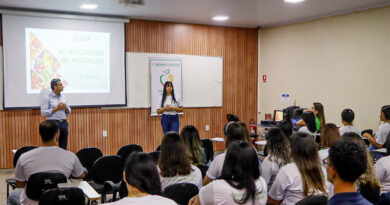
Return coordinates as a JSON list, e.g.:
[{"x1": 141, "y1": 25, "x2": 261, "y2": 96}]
[{"x1": 0, "y1": 19, "x2": 258, "y2": 169}]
